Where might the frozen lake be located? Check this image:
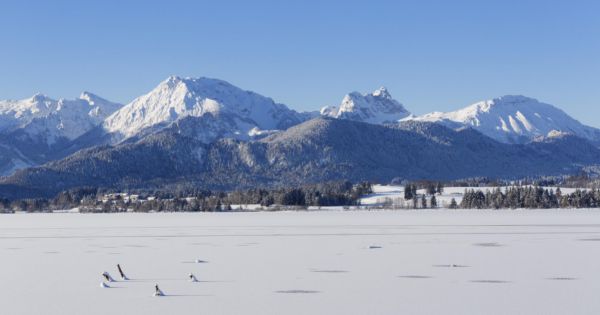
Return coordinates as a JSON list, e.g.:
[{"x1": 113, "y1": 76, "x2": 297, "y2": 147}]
[{"x1": 2, "y1": 210, "x2": 600, "y2": 315}]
